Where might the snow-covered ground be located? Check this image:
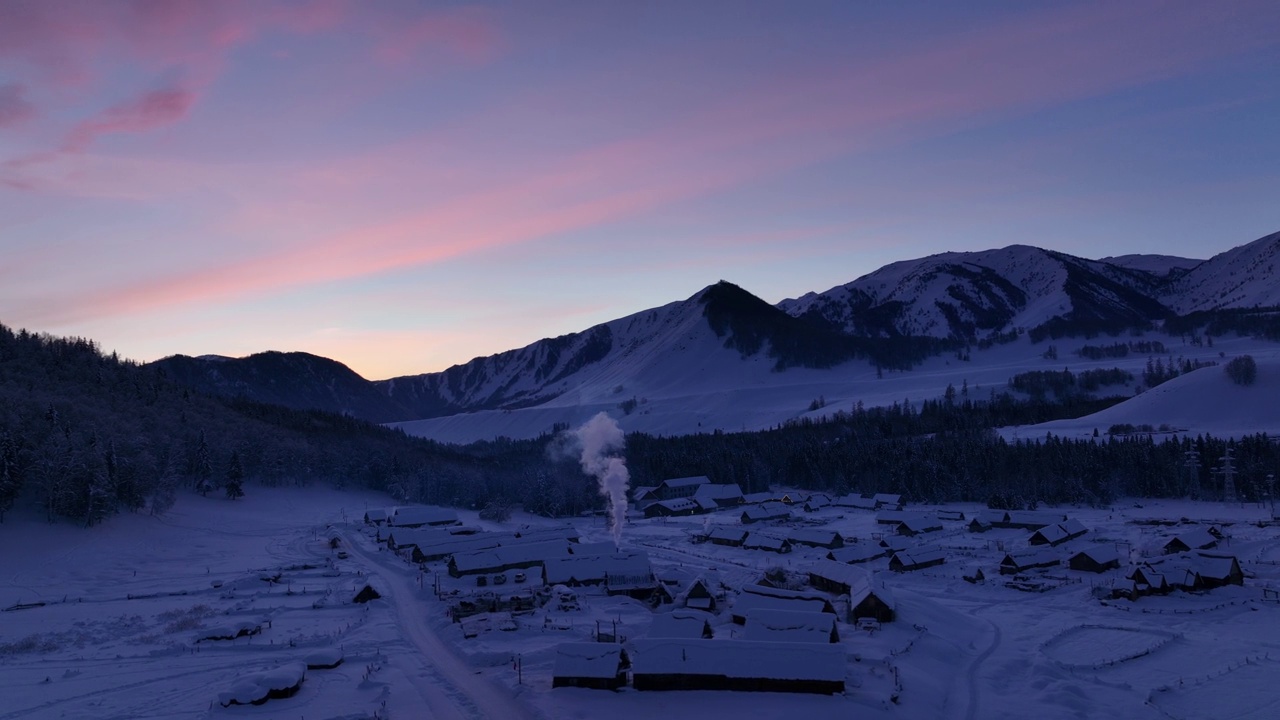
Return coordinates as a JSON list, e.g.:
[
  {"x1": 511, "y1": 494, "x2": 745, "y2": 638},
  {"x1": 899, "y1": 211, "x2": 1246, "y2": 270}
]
[{"x1": 4, "y1": 488, "x2": 1280, "y2": 719}]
